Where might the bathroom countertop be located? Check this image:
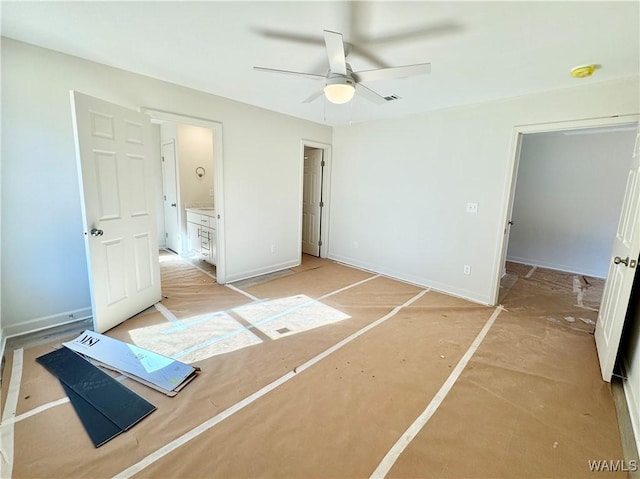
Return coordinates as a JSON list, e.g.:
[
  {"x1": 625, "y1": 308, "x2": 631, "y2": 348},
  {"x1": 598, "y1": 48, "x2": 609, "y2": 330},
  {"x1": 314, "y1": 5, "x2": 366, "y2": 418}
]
[{"x1": 185, "y1": 207, "x2": 216, "y2": 217}]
